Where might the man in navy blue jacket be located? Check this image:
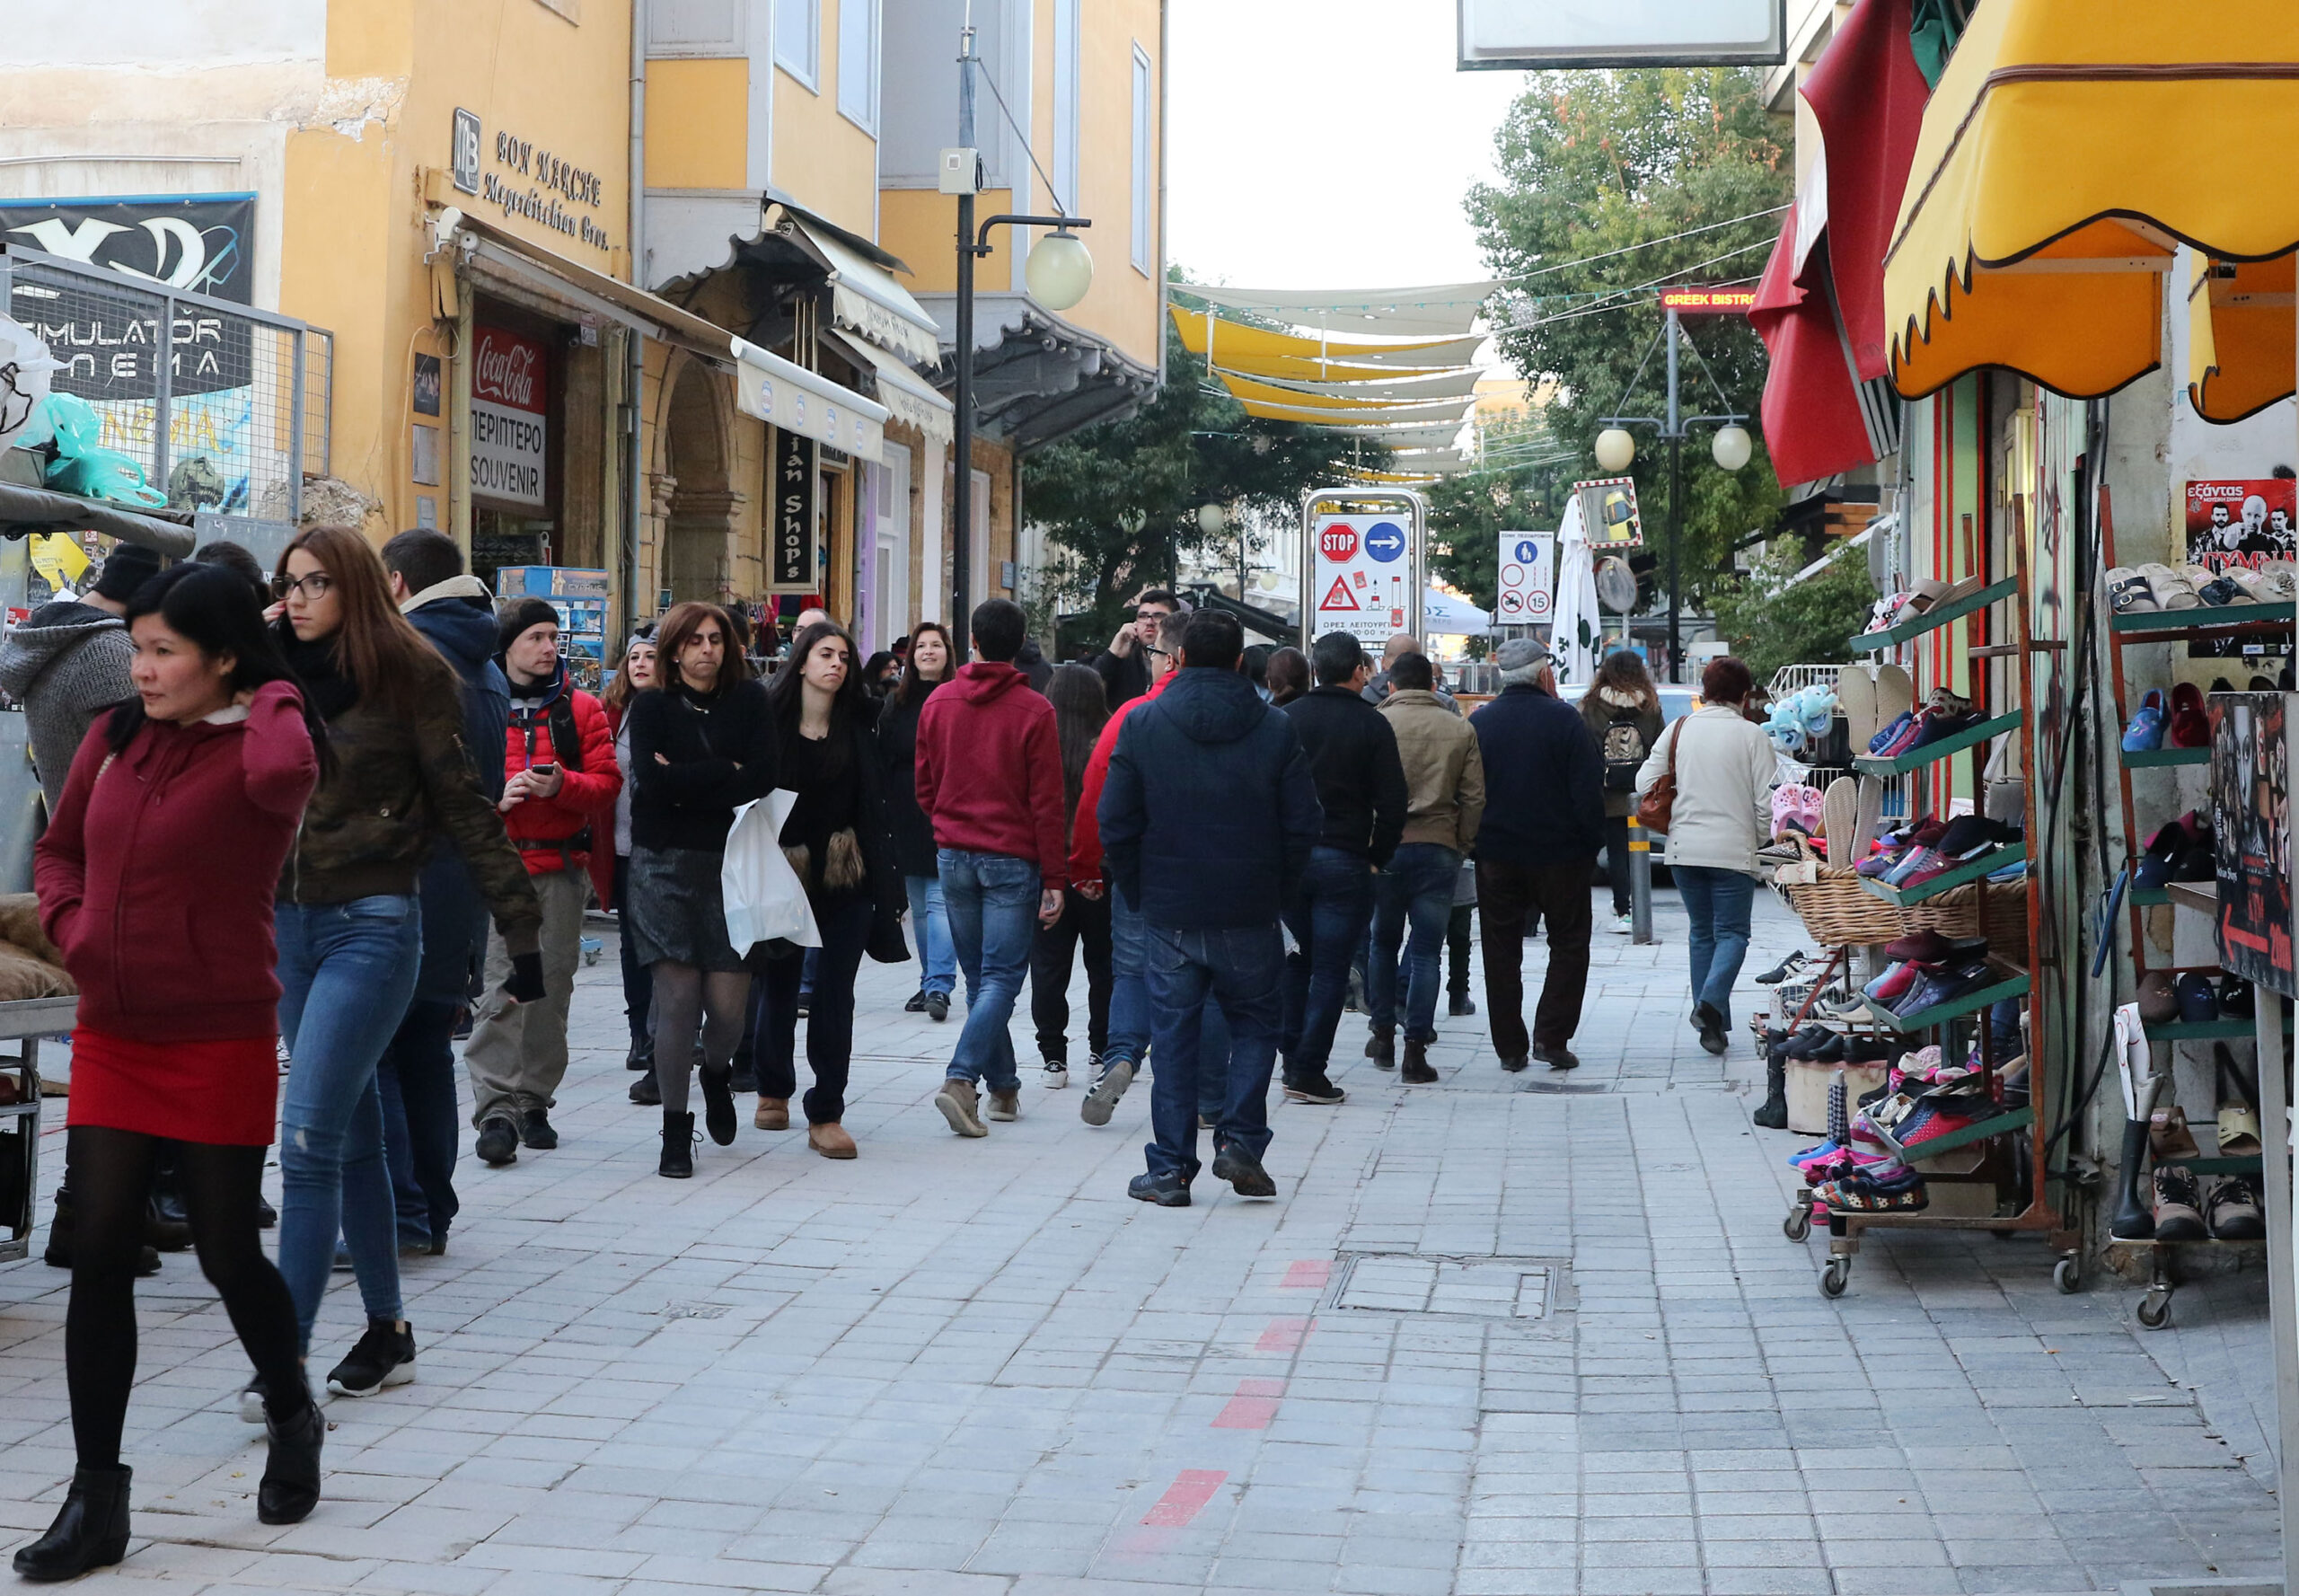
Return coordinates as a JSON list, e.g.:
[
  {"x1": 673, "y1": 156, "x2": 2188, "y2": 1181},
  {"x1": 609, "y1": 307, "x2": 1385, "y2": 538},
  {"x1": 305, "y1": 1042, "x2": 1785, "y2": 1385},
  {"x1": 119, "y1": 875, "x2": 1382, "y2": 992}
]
[
  {"x1": 1470, "y1": 637, "x2": 1606, "y2": 1072},
  {"x1": 1098, "y1": 611, "x2": 1323, "y2": 1205}
]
